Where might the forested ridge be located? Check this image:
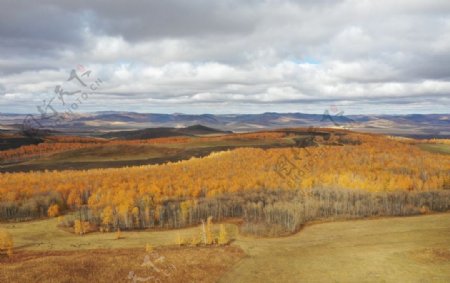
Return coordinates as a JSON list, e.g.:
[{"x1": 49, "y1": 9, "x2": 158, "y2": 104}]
[
  {"x1": 1, "y1": 130, "x2": 449, "y2": 236},
  {"x1": 0, "y1": 132, "x2": 286, "y2": 163}
]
